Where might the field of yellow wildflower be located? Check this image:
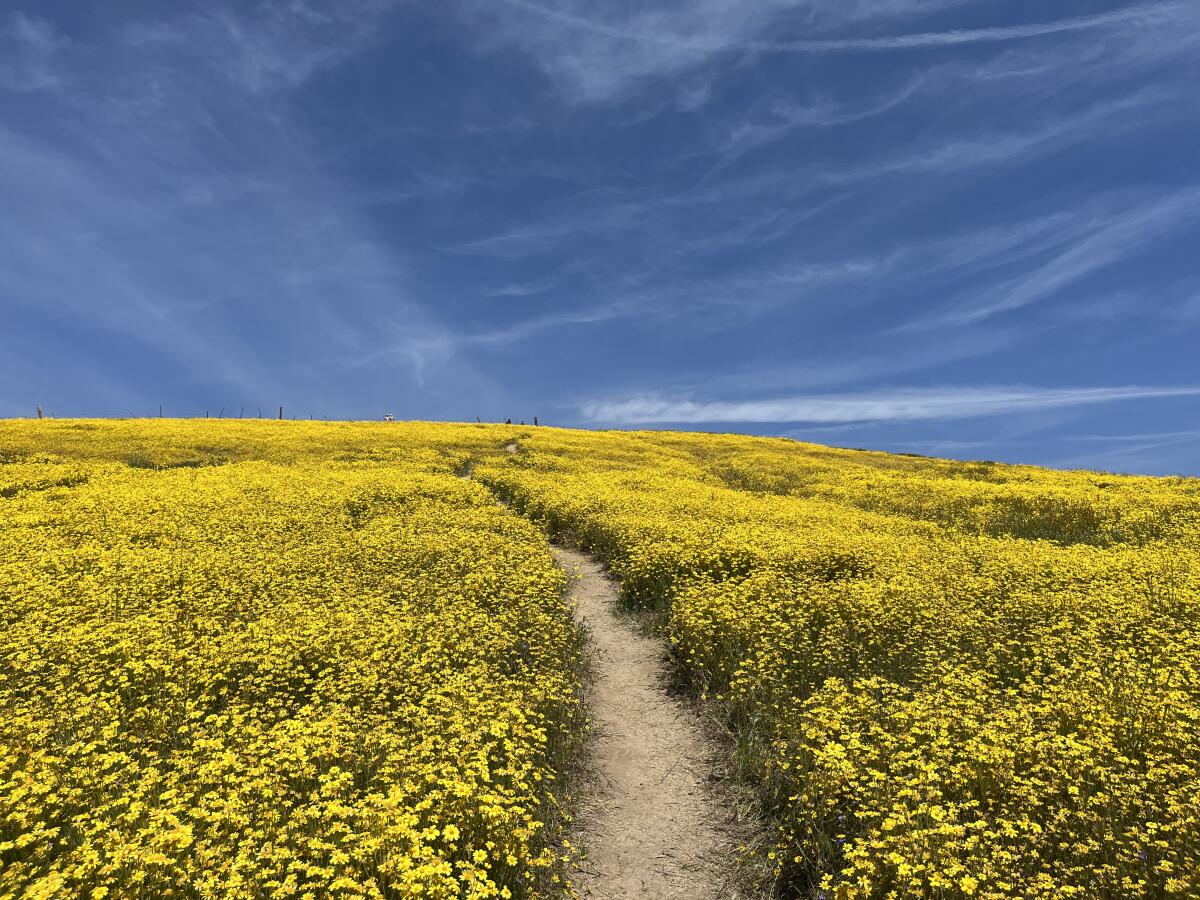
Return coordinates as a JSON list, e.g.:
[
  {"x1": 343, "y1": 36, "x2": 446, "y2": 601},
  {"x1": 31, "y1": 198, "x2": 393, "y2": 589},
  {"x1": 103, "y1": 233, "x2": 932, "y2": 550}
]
[
  {"x1": 0, "y1": 421, "x2": 584, "y2": 899},
  {"x1": 475, "y1": 428, "x2": 1200, "y2": 899},
  {"x1": 3, "y1": 419, "x2": 1199, "y2": 899}
]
